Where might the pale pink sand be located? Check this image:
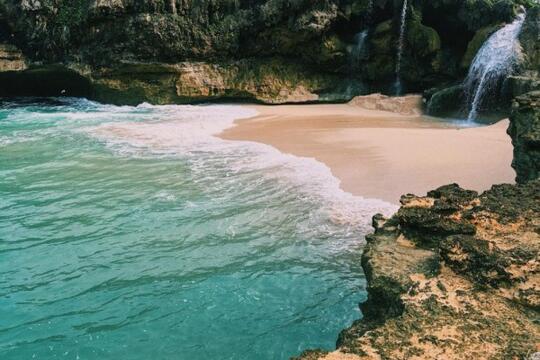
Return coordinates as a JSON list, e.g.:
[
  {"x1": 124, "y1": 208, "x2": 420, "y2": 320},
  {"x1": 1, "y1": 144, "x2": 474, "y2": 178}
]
[{"x1": 220, "y1": 103, "x2": 514, "y2": 204}]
